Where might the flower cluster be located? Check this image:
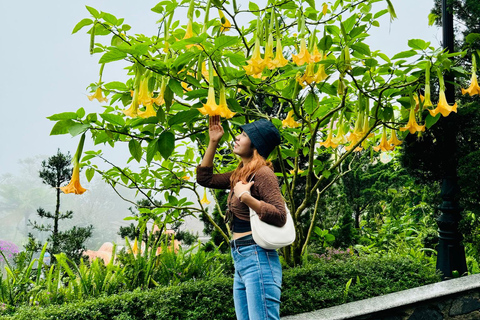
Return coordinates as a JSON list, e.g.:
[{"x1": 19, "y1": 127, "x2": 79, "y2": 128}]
[{"x1": 0, "y1": 240, "x2": 19, "y2": 264}]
